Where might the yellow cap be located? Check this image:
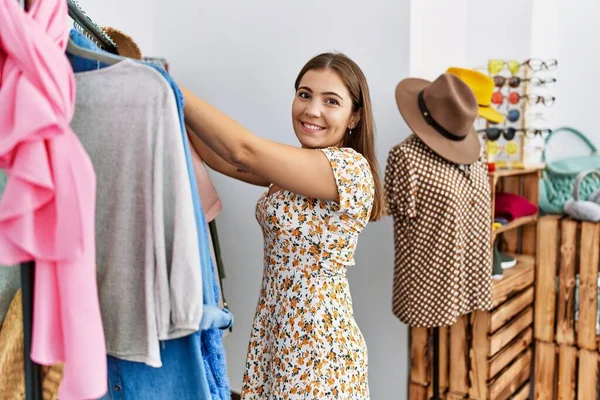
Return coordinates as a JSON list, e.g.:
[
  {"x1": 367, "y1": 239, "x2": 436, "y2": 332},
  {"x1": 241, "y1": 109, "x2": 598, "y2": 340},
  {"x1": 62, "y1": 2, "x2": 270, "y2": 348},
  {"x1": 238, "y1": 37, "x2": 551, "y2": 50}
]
[{"x1": 446, "y1": 67, "x2": 505, "y2": 124}]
